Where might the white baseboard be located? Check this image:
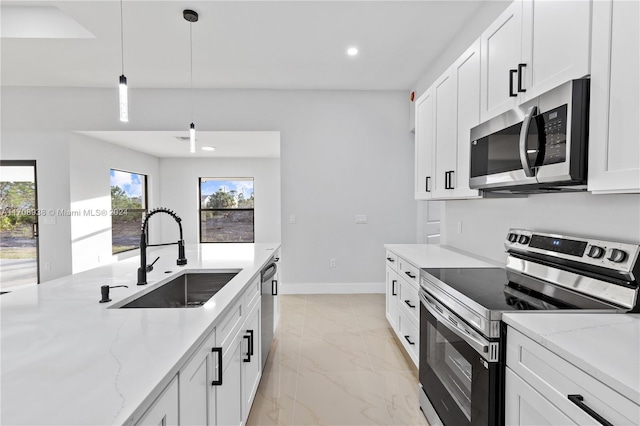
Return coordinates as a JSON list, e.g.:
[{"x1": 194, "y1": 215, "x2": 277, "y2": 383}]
[{"x1": 279, "y1": 282, "x2": 384, "y2": 295}]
